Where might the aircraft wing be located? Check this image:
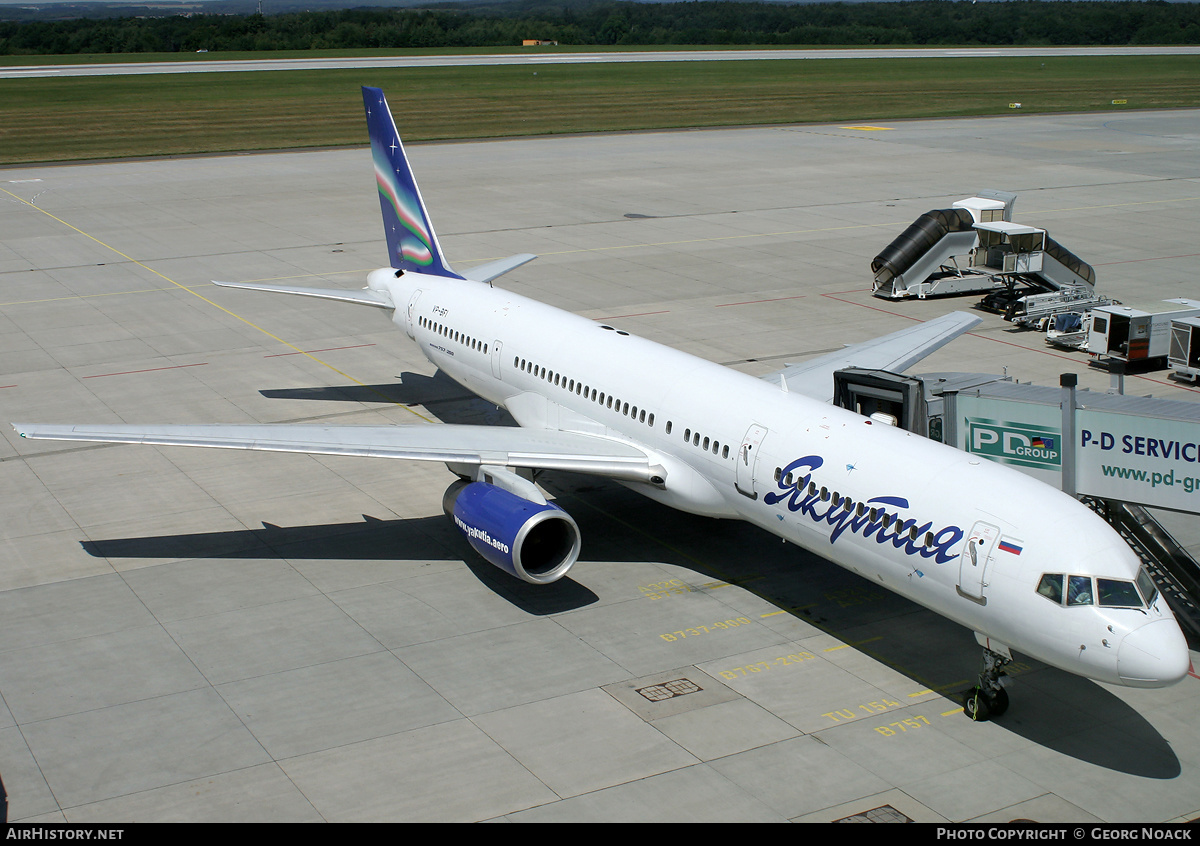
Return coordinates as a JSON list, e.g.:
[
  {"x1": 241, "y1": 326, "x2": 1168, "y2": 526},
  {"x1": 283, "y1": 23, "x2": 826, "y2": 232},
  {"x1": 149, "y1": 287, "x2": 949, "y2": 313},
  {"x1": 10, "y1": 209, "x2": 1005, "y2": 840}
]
[
  {"x1": 12, "y1": 423, "x2": 662, "y2": 483},
  {"x1": 763, "y1": 311, "x2": 981, "y2": 403}
]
